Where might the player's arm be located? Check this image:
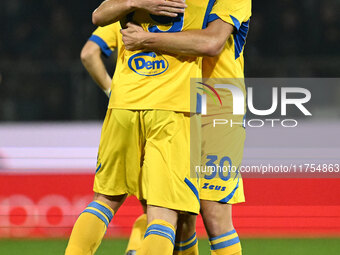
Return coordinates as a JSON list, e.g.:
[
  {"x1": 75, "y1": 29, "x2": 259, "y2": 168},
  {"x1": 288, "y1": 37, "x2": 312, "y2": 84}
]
[
  {"x1": 80, "y1": 41, "x2": 112, "y2": 97},
  {"x1": 121, "y1": 19, "x2": 234, "y2": 57},
  {"x1": 92, "y1": 0, "x2": 187, "y2": 26}
]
